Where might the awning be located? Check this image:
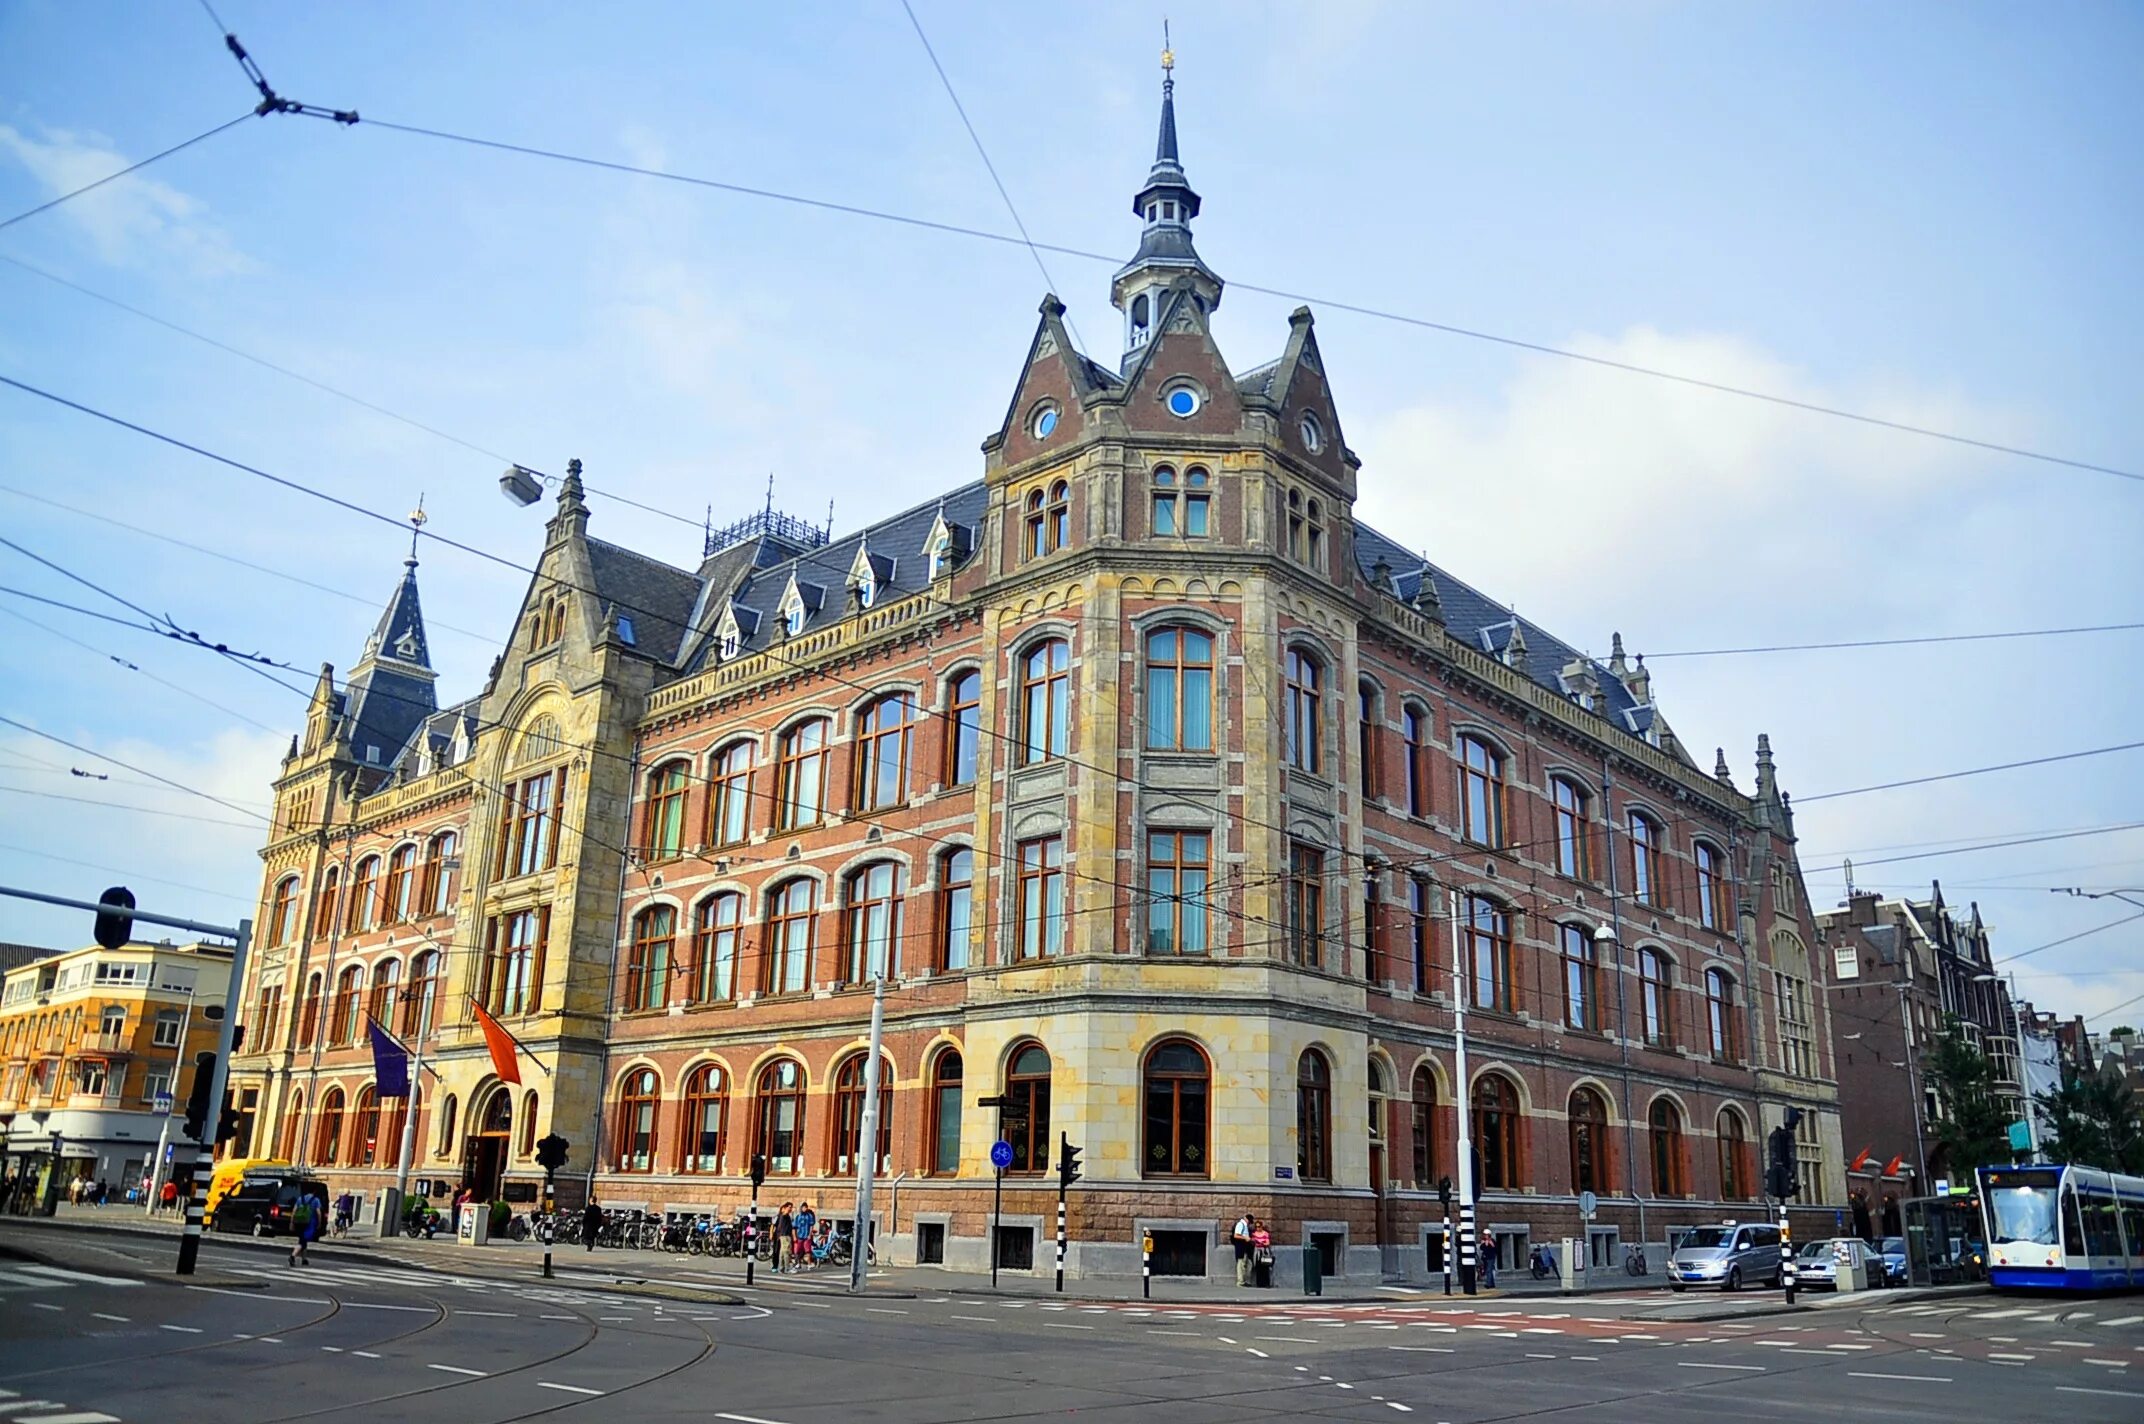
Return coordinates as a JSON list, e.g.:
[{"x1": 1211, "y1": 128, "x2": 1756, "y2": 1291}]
[{"x1": 58, "y1": 1144, "x2": 100, "y2": 1159}]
